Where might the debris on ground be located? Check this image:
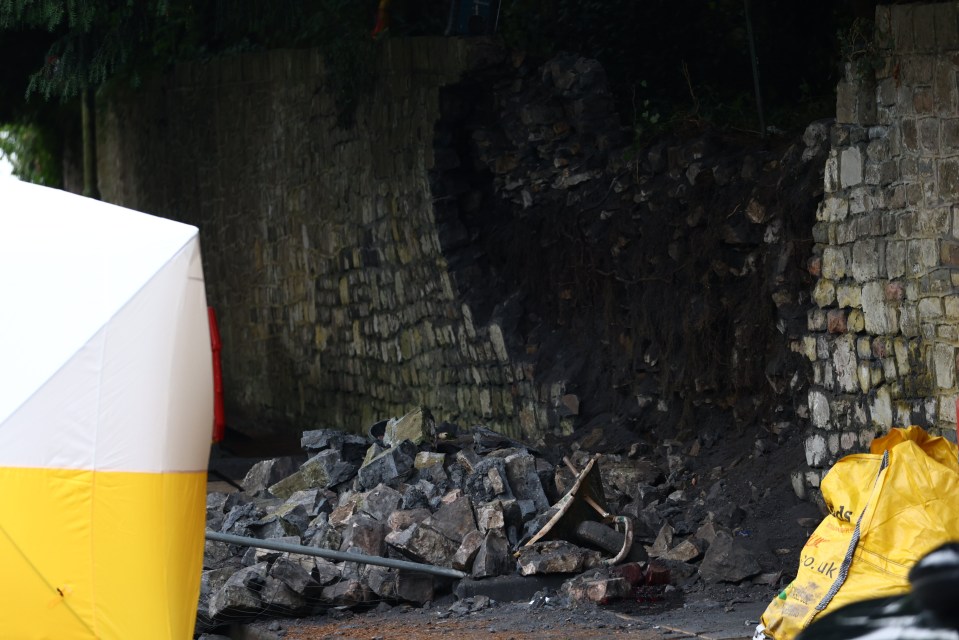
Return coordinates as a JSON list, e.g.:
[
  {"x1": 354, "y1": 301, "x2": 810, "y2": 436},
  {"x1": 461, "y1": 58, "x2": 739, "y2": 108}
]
[{"x1": 199, "y1": 406, "x2": 818, "y2": 635}]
